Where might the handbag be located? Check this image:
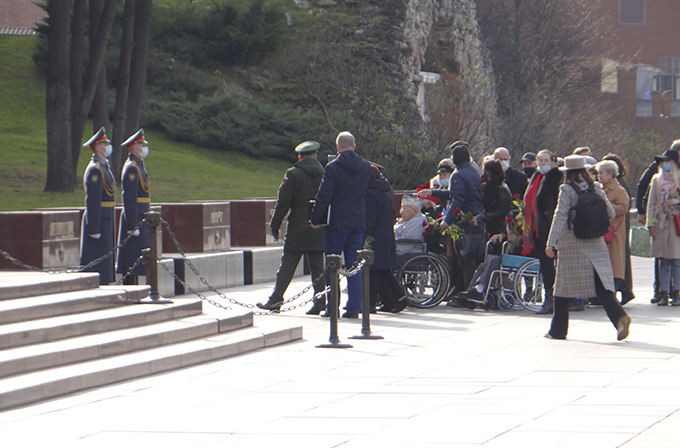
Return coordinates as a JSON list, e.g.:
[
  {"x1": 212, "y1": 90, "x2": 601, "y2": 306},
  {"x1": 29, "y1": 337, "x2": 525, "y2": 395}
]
[
  {"x1": 674, "y1": 214, "x2": 680, "y2": 237},
  {"x1": 603, "y1": 217, "x2": 624, "y2": 243},
  {"x1": 456, "y1": 228, "x2": 488, "y2": 259}
]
